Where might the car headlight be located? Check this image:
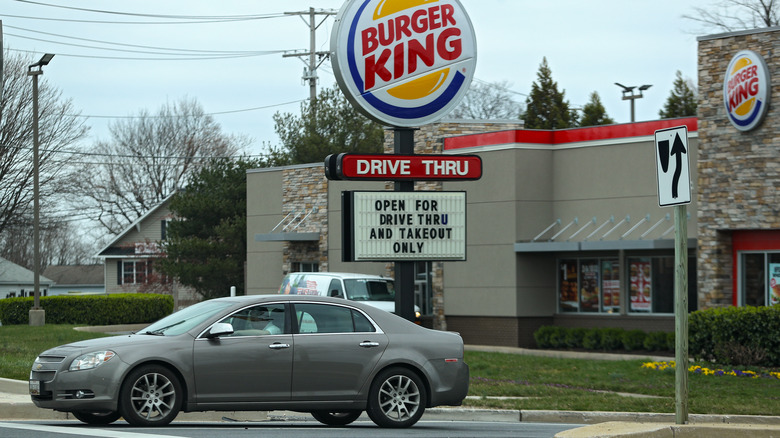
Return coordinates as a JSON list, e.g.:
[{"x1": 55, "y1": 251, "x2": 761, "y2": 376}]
[{"x1": 69, "y1": 351, "x2": 116, "y2": 371}]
